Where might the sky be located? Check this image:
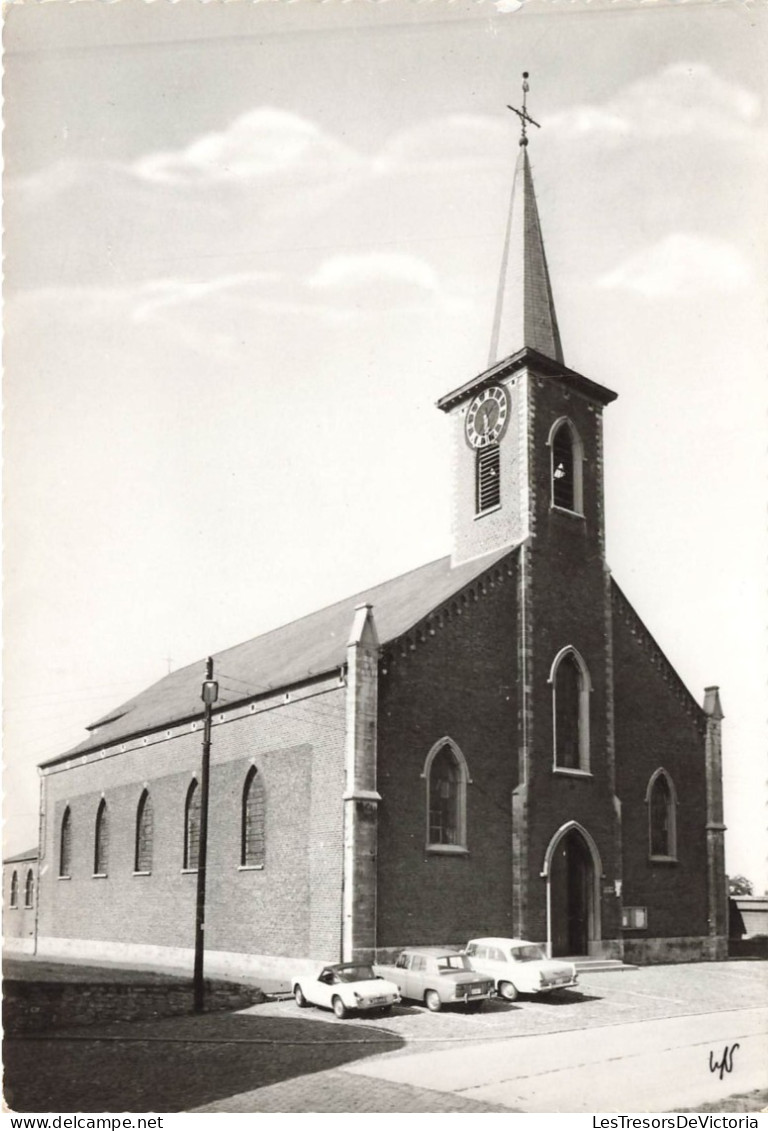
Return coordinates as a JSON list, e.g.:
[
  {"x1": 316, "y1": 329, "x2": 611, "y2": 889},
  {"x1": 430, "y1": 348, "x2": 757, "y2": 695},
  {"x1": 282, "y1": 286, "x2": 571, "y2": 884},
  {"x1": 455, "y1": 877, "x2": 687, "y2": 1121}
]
[{"x1": 3, "y1": 0, "x2": 767, "y2": 893}]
